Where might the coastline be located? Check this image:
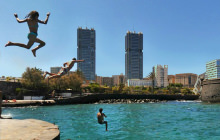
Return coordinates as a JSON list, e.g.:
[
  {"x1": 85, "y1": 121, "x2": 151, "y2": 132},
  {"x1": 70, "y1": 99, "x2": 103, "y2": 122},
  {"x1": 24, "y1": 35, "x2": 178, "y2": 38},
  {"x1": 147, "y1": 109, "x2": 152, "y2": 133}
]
[{"x1": 2, "y1": 93, "x2": 200, "y2": 107}]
